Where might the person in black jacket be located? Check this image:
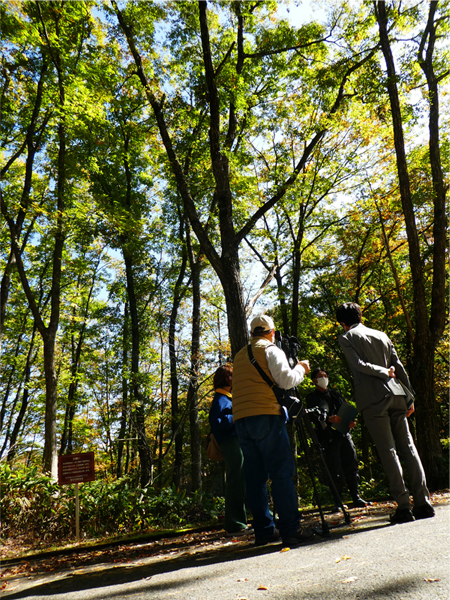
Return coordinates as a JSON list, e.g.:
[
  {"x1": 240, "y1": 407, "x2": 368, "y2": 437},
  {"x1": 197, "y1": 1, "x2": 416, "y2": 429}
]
[{"x1": 305, "y1": 368, "x2": 369, "y2": 511}]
